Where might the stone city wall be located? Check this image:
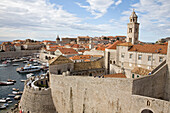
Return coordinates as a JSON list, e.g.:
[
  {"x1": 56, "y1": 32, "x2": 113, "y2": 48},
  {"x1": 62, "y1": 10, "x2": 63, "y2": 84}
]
[
  {"x1": 50, "y1": 74, "x2": 170, "y2": 113},
  {"x1": 0, "y1": 50, "x2": 40, "y2": 59},
  {"x1": 50, "y1": 75, "x2": 133, "y2": 113},
  {"x1": 132, "y1": 63, "x2": 168, "y2": 100}
]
